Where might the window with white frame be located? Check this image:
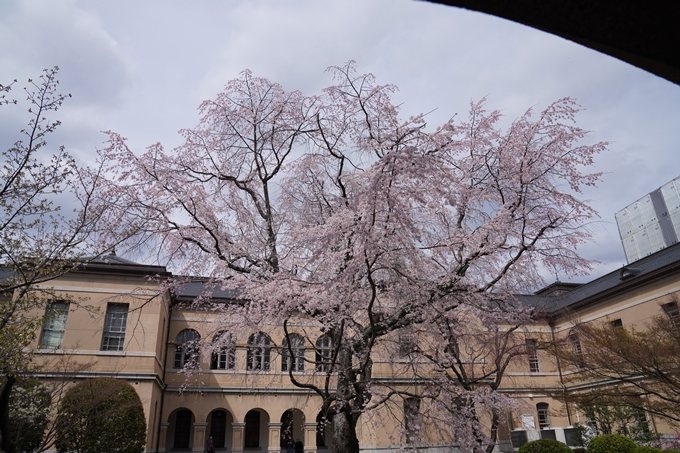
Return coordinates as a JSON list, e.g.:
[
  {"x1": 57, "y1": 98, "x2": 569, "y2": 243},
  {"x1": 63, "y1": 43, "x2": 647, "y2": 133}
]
[
  {"x1": 404, "y1": 397, "x2": 422, "y2": 444},
  {"x1": 210, "y1": 331, "x2": 235, "y2": 370},
  {"x1": 536, "y1": 403, "x2": 550, "y2": 429},
  {"x1": 281, "y1": 333, "x2": 305, "y2": 372},
  {"x1": 174, "y1": 329, "x2": 201, "y2": 369},
  {"x1": 569, "y1": 331, "x2": 583, "y2": 369},
  {"x1": 316, "y1": 335, "x2": 333, "y2": 372},
  {"x1": 101, "y1": 303, "x2": 128, "y2": 351},
  {"x1": 526, "y1": 339, "x2": 539, "y2": 372},
  {"x1": 246, "y1": 332, "x2": 271, "y2": 371},
  {"x1": 39, "y1": 301, "x2": 70, "y2": 349}
]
